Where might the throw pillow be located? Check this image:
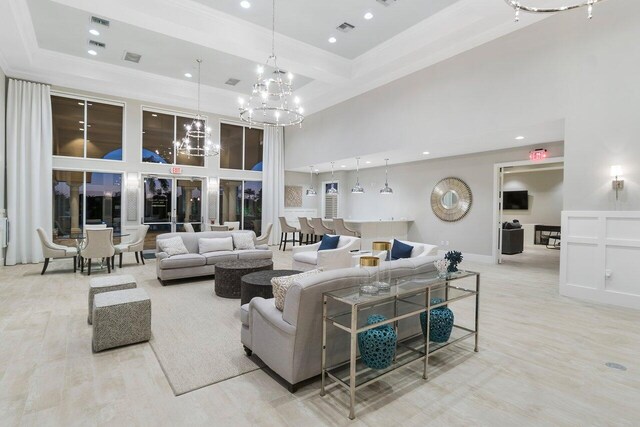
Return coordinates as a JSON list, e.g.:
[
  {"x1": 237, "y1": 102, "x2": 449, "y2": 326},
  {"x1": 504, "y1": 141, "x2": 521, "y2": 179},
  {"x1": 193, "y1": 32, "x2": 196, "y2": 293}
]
[
  {"x1": 198, "y1": 237, "x2": 233, "y2": 254},
  {"x1": 272, "y1": 269, "x2": 323, "y2": 311},
  {"x1": 232, "y1": 232, "x2": 255, "y2": 250},
  {"x1": 391, "y1": 239, "x2": 414, "y2": 260},
  {"x1": 158, "y1": 236, "x2": 189, "y2": 256},
  {"x1": 318, "y1": 234, "x2": 340, "y2": 251}
]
